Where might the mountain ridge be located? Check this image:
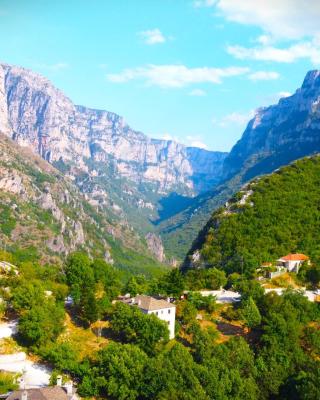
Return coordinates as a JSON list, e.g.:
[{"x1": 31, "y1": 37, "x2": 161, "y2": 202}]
[
  {"x1": 0, "y1": 62, "x2": 227, "y2": 262},
  {"x1": 0, "y1": 62, "x2": 227, "y2": 195},
  {"x1": 159, "y1": 69, "x2": 320, "y2": 259},
  {"x1": 183, "y1": 154, "x2": 320, "y2": 274}
]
